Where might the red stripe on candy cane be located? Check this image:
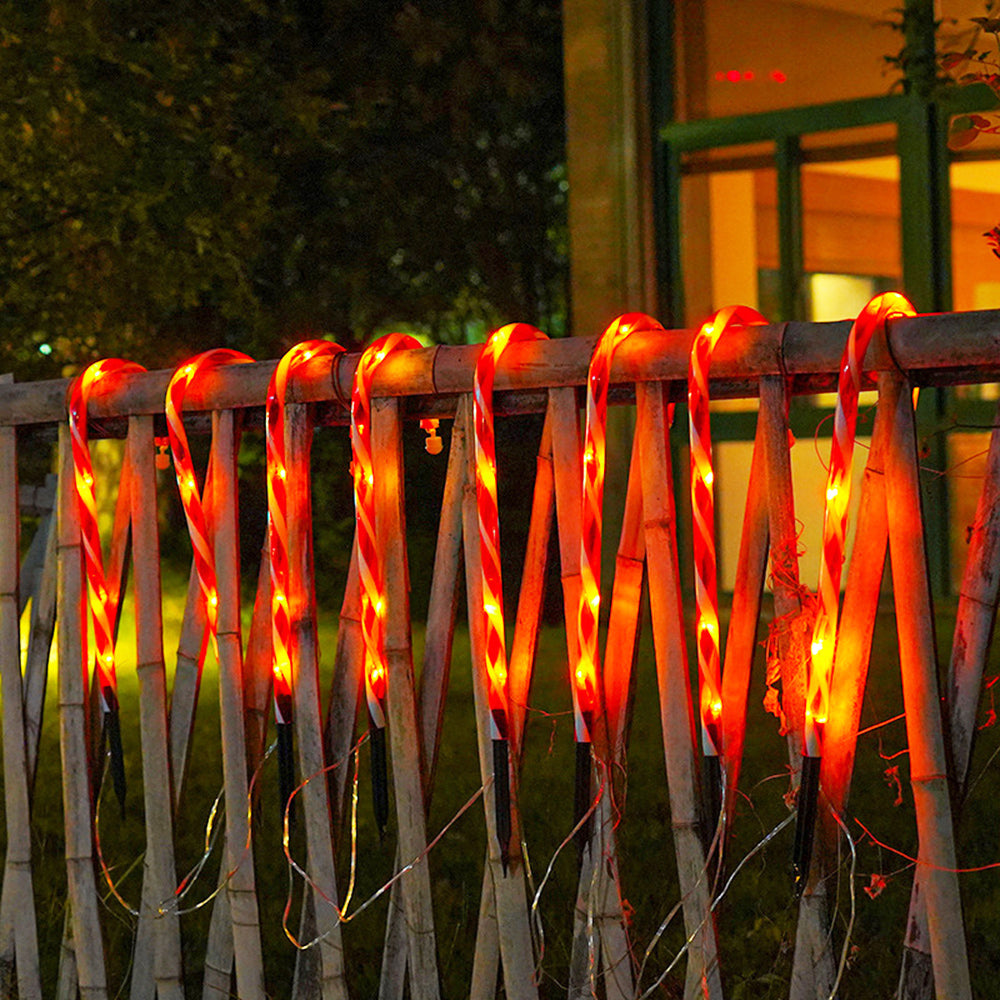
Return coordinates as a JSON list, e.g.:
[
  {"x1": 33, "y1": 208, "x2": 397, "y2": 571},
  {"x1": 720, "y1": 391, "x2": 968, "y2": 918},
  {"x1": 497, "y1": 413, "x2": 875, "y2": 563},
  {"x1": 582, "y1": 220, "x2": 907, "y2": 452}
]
[
  {"x1": 473, "y1": 324, "x2": 547, "y2": 741},
  {"x1": 165, "y1": 349, "x2": 254, "y2": 654},
  {"x1": 804, "y1": 291, "x2": 916, "y2": 757},
  {"x1": 576, "y1": 312, "x2": 664, "y2": 744},
  {"x1": 687, "y1": 306, "x2": 767, "y2": 758},
  {"x1": 351, "y1": 334, "x2": 422, "y2": 731},
  {"x1": 266, "y1": 340, "x2": 344, "y2": 725},
  {"x1": 69, "y1": 359, "x2": 147, "y2": 712}
]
